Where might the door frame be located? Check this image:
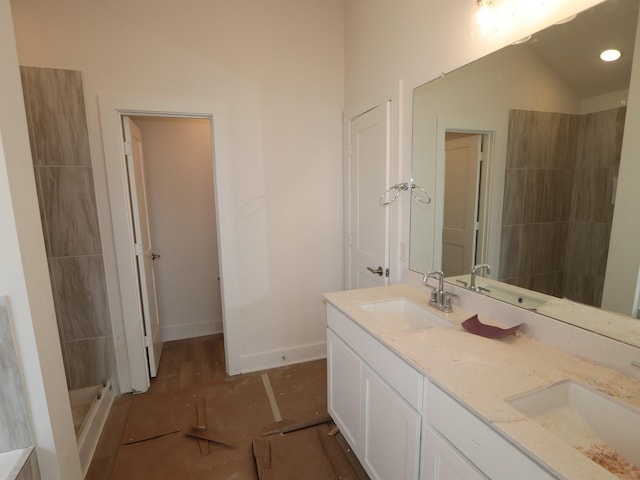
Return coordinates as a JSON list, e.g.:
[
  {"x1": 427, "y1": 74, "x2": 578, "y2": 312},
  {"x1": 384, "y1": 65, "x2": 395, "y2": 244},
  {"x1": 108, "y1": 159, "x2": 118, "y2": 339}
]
[
  {"x1": 434, "y1": 117, "x2": 500, "y2": 276},
  {"x1": 98, "y1": 95, "x2": 232, "y2": 393}
]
